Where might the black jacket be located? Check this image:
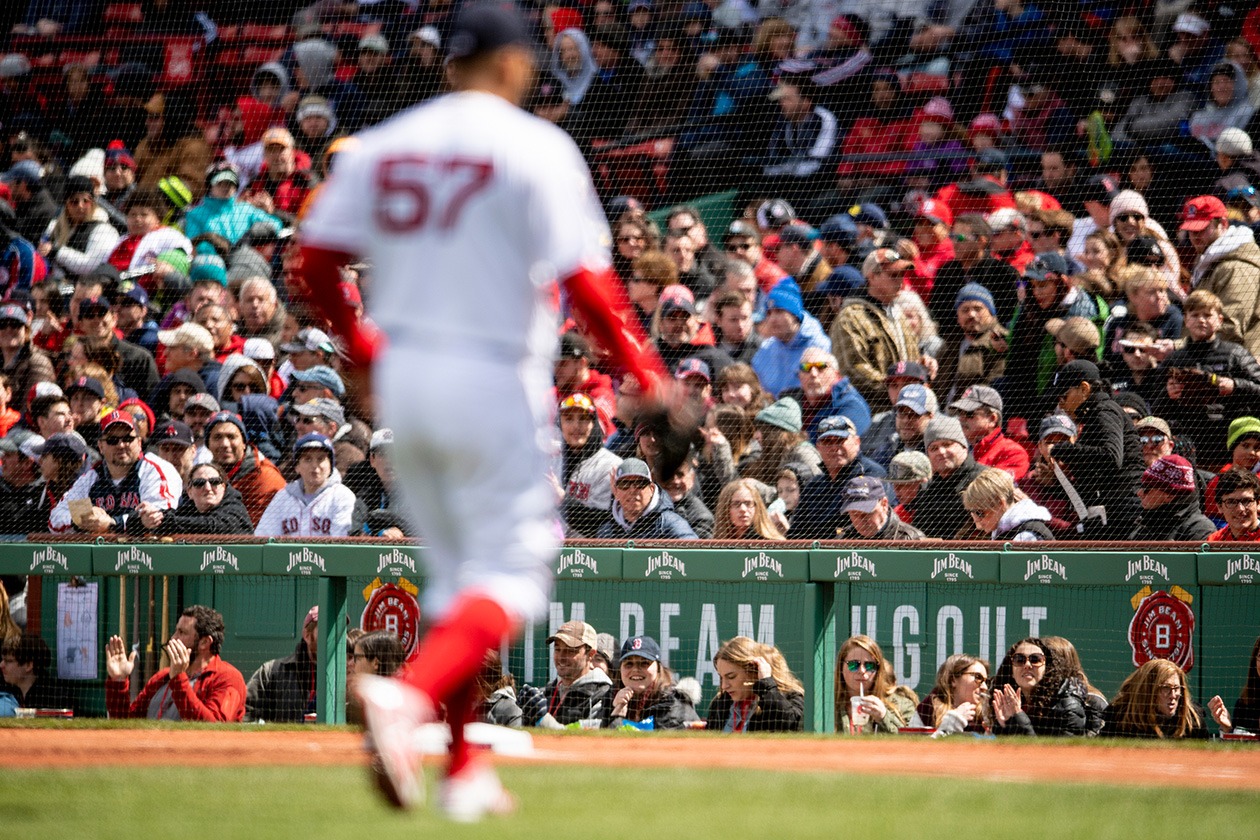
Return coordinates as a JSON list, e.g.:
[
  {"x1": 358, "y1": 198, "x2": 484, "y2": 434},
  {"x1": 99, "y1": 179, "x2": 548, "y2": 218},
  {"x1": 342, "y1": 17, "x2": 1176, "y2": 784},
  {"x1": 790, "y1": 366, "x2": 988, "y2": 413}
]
[
  {"x1": 1050, "y1": 393, "x2": 1144, "y2": 540},
  {"x1": 994, "y1": 677, "x2": 1090, "y2": 736},
  {"x1": 603, "y1": 686, "x2": 702, "y2": 730},
  {"x1": 1128, "y1": 494, "x2": 1217, "y2": 542},
  {"x1": 671, "y1": 491, "x2": 715, "y2": 539},
  {"x1": 0, "y1": 477, "x2": 45, "y2": 536},
  {"x1": 245, "y1": 639, "x2": 316, "y2": 723},
  {"x1": 1154, "y1": 335, "x2": 1260, "y2": 465},
  {"x1": 109, "y1": 335, "x2": 159, "y2": 402},
  {"x1": 705, "y1": 677, "x2": 804, "y2": 732},
  {"x1": 128, "y1": 486, "x2": 254, "y2": 536},
  {"x1": 906, "y1": 456, "x2": 988, "y2": 539},
  {"x1": 519, "y1": 669, "x2": 614, "y2": 727},
  {"x1": 1101, "y1": 701, "x2": 1210, "y2": 739},
  {"x1": 791, "y1": 455, "x2": 886, "y2": 540},
  {"x1": 343, "y1": 460, "x2": 391, "y2": 512}
]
